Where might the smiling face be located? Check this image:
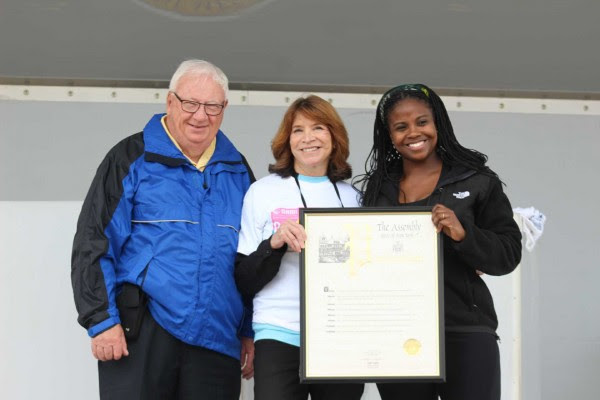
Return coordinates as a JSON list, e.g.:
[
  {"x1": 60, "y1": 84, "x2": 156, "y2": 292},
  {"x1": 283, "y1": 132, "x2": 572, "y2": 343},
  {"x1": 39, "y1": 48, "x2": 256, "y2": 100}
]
[
  {"x1": 290, "y1": 113, "x2": 333, "y2": 176},
  {"x1": 165, "y1": 73, "x2": 227, "y2": 160},
  {"x1": 387, "y1": 98, "x2": 440, "y2": 165}
]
